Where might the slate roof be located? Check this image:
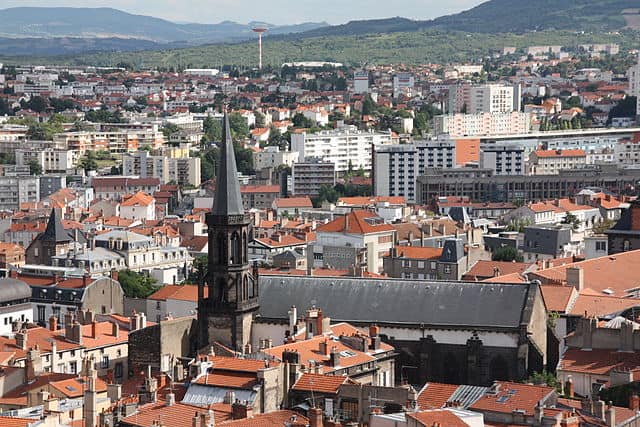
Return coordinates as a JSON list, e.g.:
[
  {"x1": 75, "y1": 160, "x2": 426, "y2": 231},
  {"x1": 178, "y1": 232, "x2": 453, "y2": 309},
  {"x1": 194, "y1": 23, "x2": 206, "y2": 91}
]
[
  {"x1": 212, "y1": 113, "x2": 244, "y2": 216},
  {"x1": 0, "y1": 278, "x2": 31, "y2": 303},
  {"x1": 257, "y1": 276, "x2": 537, "y2": 329},
  {"x1": 41, "y1": 208, "x2": 73, "y2": 242}
]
